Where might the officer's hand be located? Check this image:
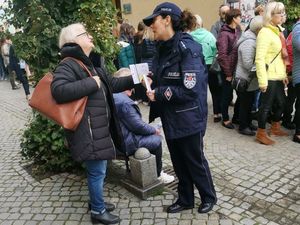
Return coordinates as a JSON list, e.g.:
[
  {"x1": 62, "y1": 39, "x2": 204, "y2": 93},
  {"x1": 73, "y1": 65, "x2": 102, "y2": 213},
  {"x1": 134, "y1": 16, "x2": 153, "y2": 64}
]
[
  {"x1": 155, "y1": 128, "x2": 161, "y2": 135},
  {"x1": 147, "y1": 89, "x2": 156, "y2": 102}
]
